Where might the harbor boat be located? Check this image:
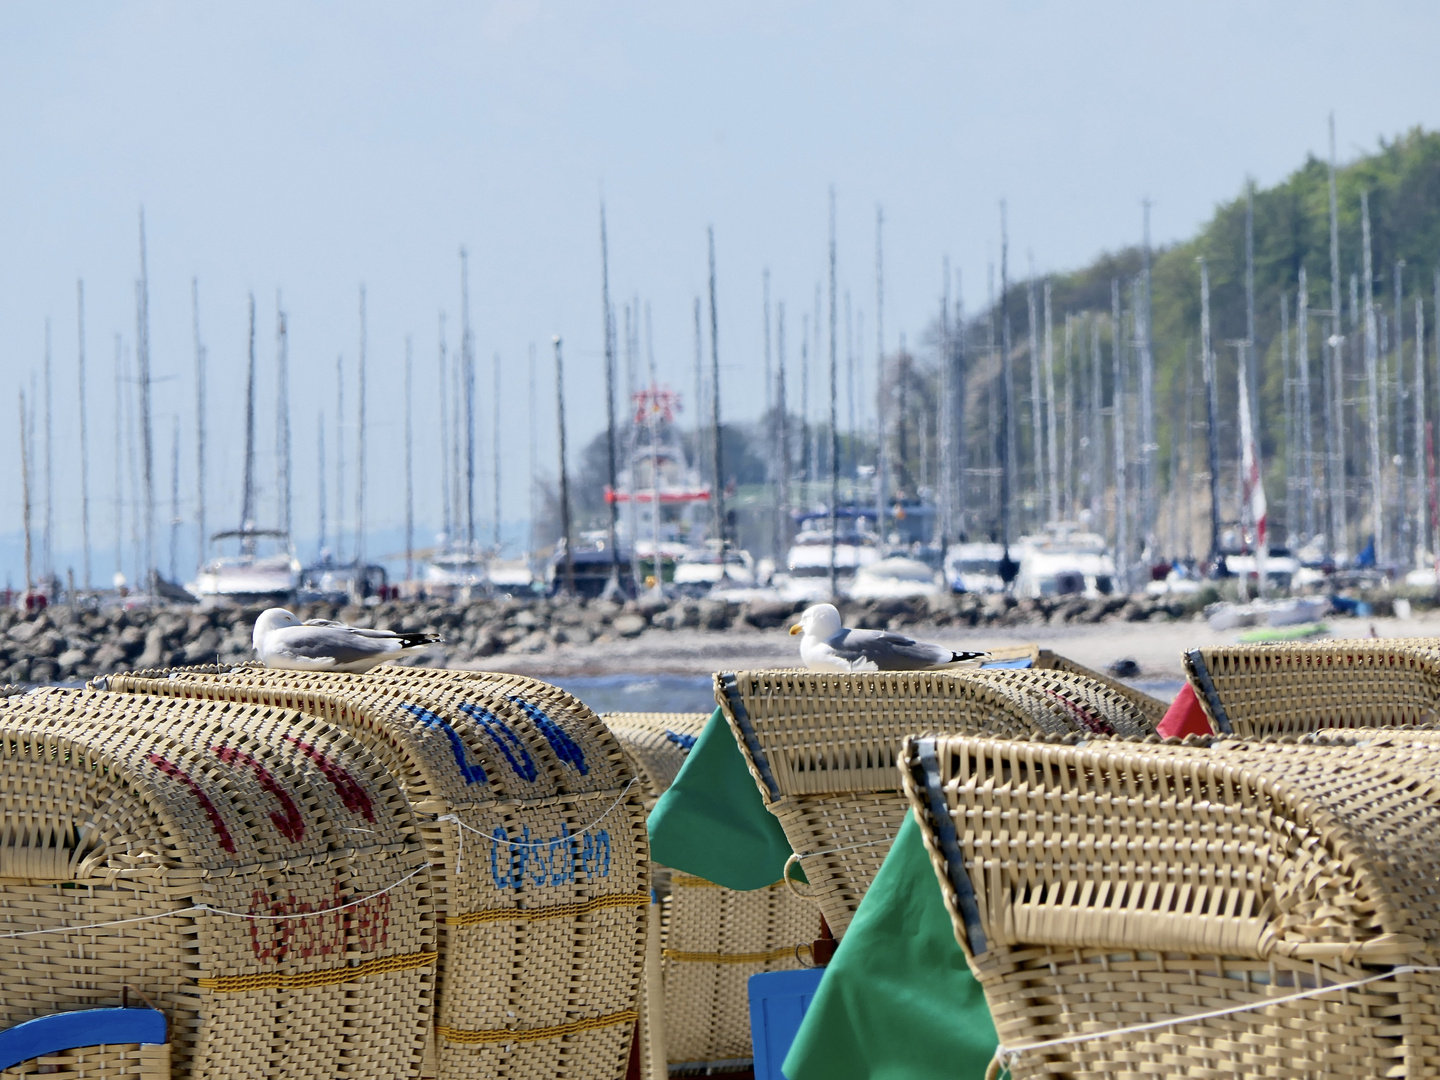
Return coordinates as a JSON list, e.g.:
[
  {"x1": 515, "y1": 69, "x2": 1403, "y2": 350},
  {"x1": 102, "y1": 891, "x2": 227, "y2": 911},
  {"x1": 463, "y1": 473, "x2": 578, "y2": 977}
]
[
  {"x1": 421, "y1": 546, "x2": 488, "y2": 596},
  {"x1": 546, "y1": 535, "x2": 635, "y2": 599},
  {"x1": 943, "y1": 541, "x2": 1008, "y2": 594},
  {"x1": 672, "y1": 539, "x2": 756, "y2": 595},
  {"x1": 784, "y1": 509, "x2": 882, "y2": 581},
  {"x1": 1012, "y1": 526, "x2": 1115, "y2": 599},
  {"x1": 296, "y1": 554, "x2": 389, "y2": 604},
  {"x1": 188, "y1": 528, "x2": 300, "y2": 605},
  {"x1": 846, "y1": 555, "x2": 944, "y2": 601}
]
